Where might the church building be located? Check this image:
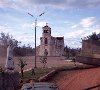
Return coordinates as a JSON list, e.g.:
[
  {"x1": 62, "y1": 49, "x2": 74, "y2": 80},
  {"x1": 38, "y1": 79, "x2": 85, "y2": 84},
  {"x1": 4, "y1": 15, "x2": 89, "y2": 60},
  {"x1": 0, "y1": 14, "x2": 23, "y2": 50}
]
[{"x1": 37, "y1": 24, "x2": 64, "y2": 56}]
